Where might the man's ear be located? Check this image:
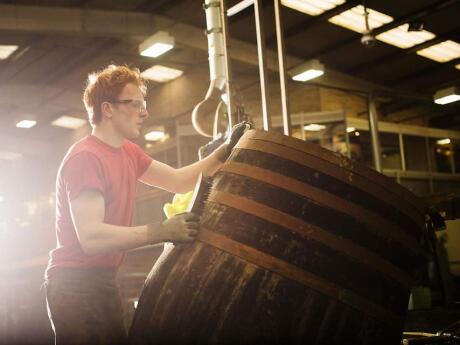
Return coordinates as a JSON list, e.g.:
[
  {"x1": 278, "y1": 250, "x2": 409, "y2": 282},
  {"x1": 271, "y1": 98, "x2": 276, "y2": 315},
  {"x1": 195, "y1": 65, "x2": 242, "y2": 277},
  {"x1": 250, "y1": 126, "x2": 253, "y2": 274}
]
[{"x1": 100, "y1": 102, "x2": 113, "y2": 120}]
